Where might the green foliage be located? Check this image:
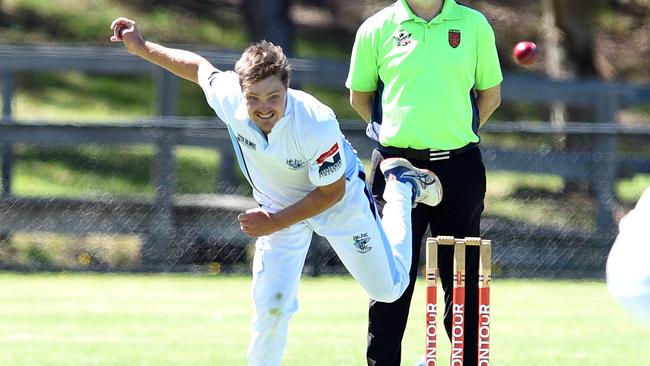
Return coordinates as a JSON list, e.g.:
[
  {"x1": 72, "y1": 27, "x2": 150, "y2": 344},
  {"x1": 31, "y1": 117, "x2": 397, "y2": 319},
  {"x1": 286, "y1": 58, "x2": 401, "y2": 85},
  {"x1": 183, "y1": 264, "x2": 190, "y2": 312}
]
[
  {"x1": 1, "y1": 0, "x2": 249, "y2": 46},
  {"x1": 486, "y1": 171, "x2": 594, "y2": 229},
  {"x1": 301, "y1": 85, "x2": 357, "y2": 119},
  {"x1": 618, "y1": 173, "x2": 650, "y2": 204},
  {"x1": 23, "y1": 243, "x2": 53, "y2": 265},
  {"x1": 175, "y1": 147, "x2": 219, "y2": 194},
  {"x1": 295, "y1": 36, "x2": 352, "y2": 59},
  {"x1": 177, "y1": 79, "x2": 216, "y2": 117},
  {"x1": 2, "y1": 233, "x2": 141, "y2": 269}
]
